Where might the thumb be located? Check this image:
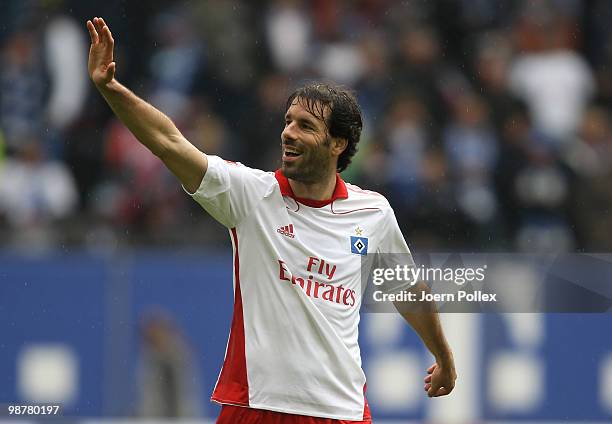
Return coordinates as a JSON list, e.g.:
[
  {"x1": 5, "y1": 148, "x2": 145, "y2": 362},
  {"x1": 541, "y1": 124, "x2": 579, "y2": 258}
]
[{"x1": 105, "y1": 62, "x2": 116, "y2": 80}]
